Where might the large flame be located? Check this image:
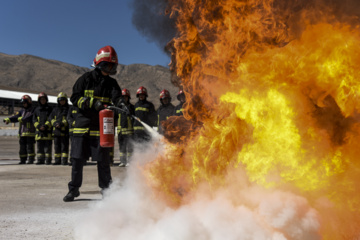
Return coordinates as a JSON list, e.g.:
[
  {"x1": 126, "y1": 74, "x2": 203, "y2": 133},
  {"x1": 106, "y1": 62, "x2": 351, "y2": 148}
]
[{"x1": 144, "y1": 0, "x2": 360, "y2": 239}]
